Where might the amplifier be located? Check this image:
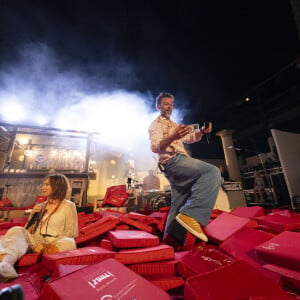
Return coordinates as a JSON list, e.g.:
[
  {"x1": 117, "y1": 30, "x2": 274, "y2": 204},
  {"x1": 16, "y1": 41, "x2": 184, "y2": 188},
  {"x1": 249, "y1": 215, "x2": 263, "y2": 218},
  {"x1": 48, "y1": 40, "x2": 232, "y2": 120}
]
[{"x1": 223, "y1": 181, "x2": 242, "y2": 191}]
